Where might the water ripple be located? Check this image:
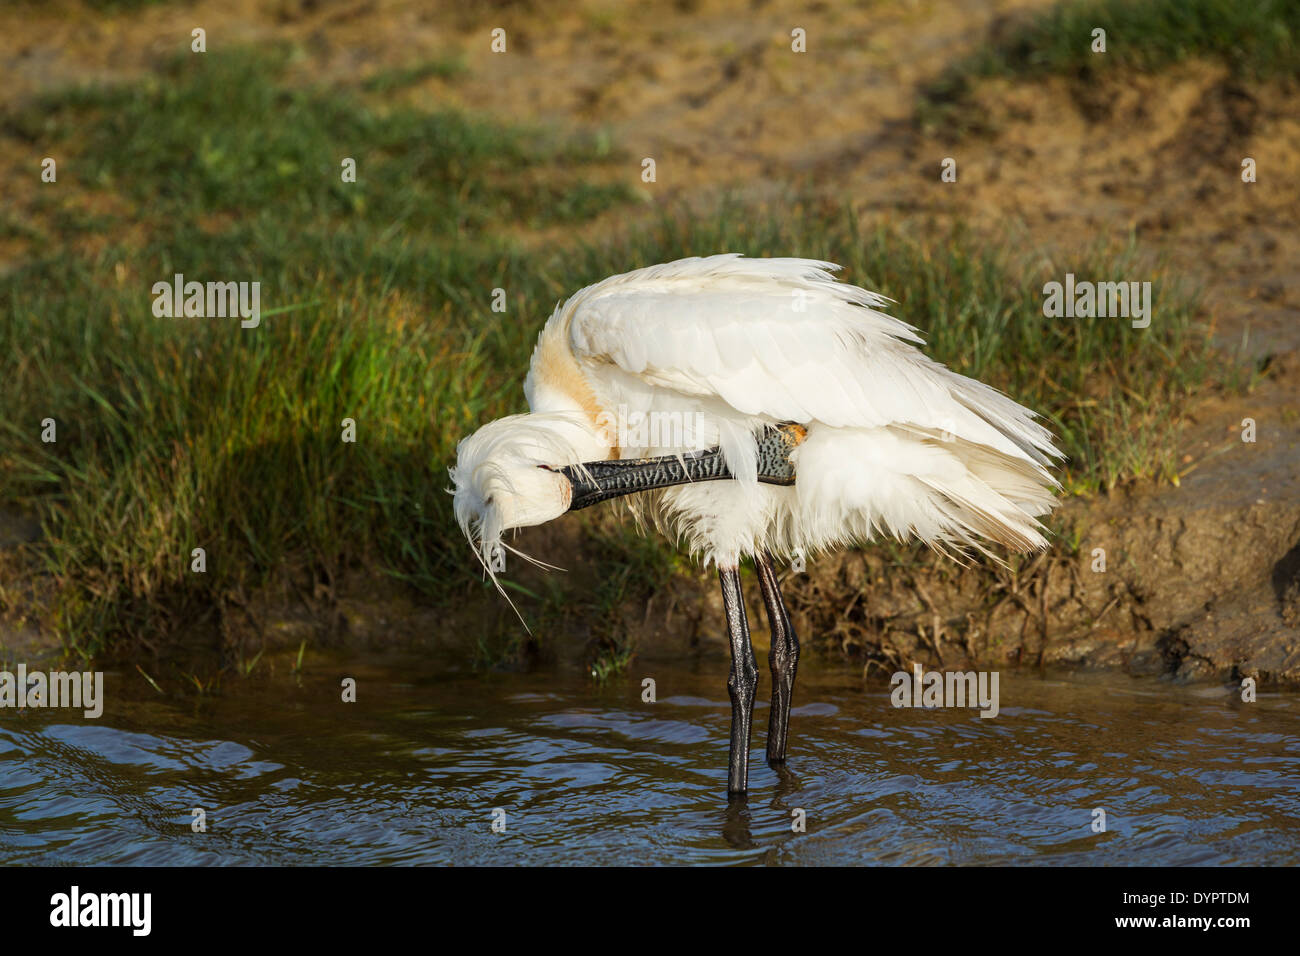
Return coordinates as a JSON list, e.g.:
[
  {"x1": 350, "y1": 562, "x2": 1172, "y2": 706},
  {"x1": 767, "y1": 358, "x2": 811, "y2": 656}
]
[{"x1": 1, "y1": 663, "x2": 1296, "y2": 865}]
